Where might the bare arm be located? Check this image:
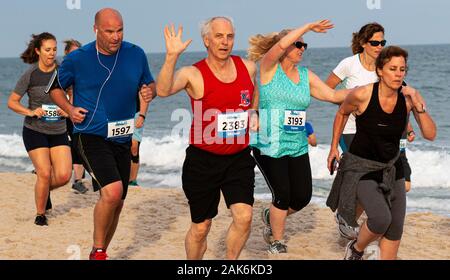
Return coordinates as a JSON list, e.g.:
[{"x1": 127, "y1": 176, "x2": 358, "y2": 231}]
[
  {"x1": 135, "y1": 82, "x2": 155, "y2": 128},
  {"x1": 325, "y1": 72, "x2": 342, "y2": 89},
  {"x1": 50, "y1": 88, "x2": 87, "y2": 124},
  {"x1": 309, "y1": 70, "x2": 349, "y2": 104},
  {"x1": 327, "y1": 87, "x2": 368, "y2": 171},
  {"x1": 8, "y1": 92, "x2": 45, "y2": 118},
  {"x1": 402, "y1": 87, "x2": 436, "y2": 141},
  {"x1": 156, "y1": 24, "x2": 192, "y2": 97}
]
